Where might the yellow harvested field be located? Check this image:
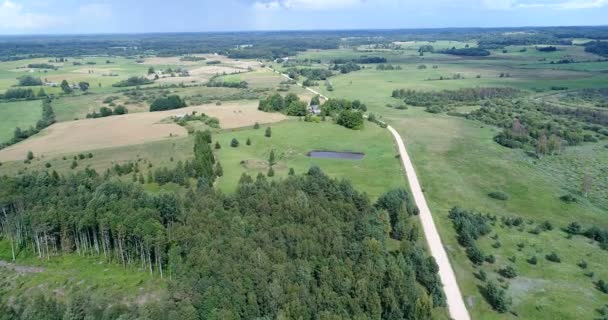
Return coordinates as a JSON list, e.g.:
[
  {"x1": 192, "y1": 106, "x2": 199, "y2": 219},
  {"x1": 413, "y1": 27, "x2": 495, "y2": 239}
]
[{"x1": 0, "y1": 101, "x2": 286, "y2": 161}]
